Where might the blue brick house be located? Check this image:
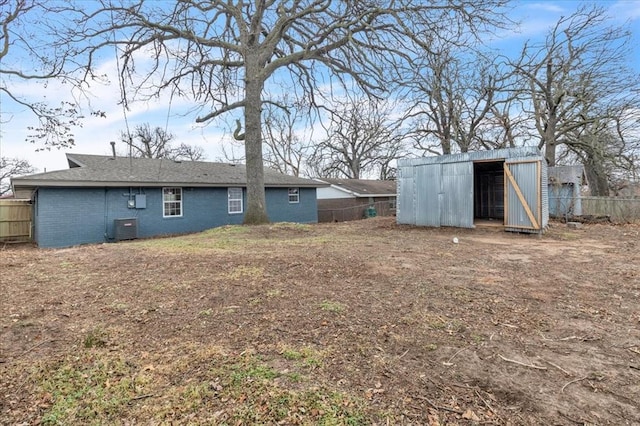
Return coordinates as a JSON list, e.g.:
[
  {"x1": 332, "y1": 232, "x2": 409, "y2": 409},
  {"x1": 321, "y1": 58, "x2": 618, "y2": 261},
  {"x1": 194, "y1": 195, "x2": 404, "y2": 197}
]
[{"x1": 11, "y1": 154, "x2": 325, "y2": 248}]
